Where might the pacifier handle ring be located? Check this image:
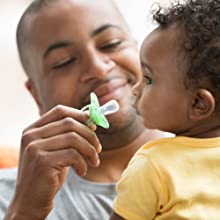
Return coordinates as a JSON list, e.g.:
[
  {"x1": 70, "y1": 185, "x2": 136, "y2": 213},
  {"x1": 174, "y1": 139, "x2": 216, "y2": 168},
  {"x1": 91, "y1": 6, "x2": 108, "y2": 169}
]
[
  {"x1": 81, "y1": 104, "x2": 93, "y2": 126},
  {"x1": 81, "y1": 105, "x2": 90, "y2": 112},
  {"x1": 85, "y1": 118, "x2": 93, "y2": 126}
]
